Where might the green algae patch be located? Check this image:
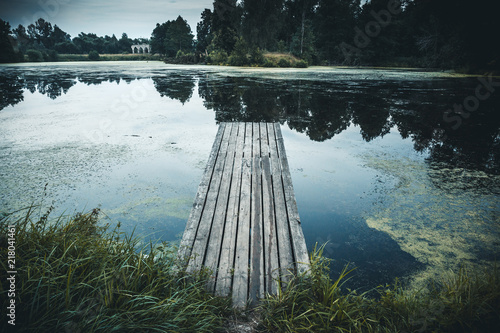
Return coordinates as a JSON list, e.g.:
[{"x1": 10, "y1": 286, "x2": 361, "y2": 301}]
[
  {"x1": 360, "y1": 153, "x2": 500, "y2": 290},
  {"x1": 106, "y1": 196, "x2": 192, "y2": 222}
]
